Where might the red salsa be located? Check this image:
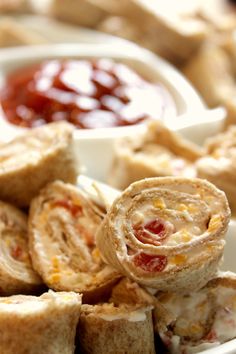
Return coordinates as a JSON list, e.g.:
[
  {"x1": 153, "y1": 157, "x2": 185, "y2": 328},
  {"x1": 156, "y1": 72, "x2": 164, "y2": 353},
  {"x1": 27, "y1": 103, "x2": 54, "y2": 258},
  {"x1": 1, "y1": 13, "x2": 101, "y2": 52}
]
[{"x1": 0, "y1": 59, "x2": 175, "y2": 129}]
